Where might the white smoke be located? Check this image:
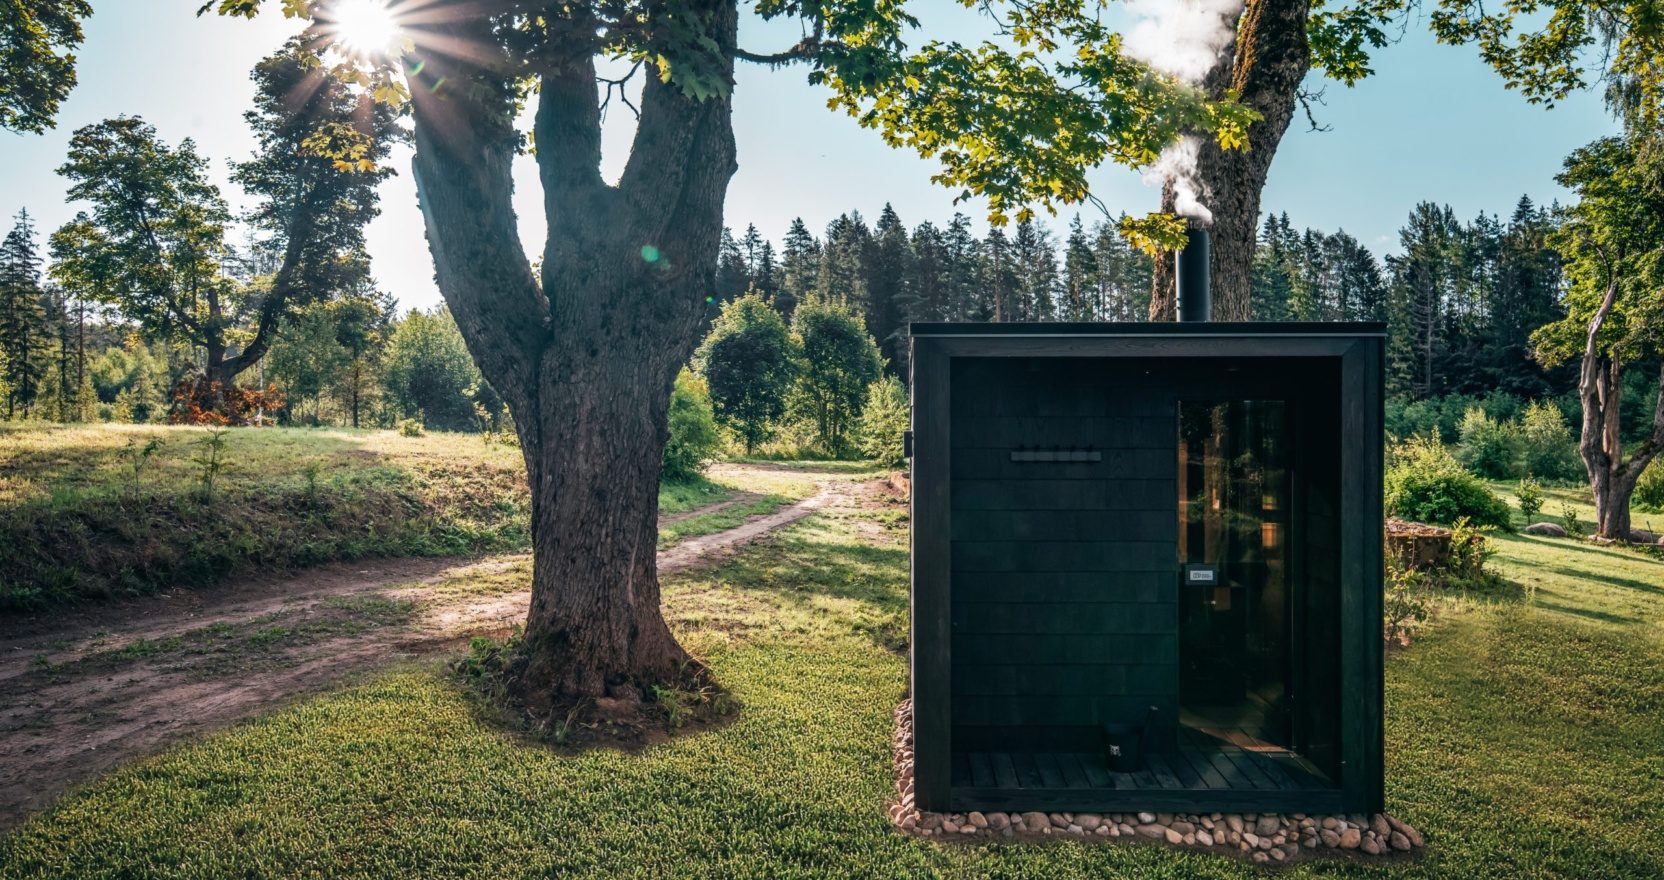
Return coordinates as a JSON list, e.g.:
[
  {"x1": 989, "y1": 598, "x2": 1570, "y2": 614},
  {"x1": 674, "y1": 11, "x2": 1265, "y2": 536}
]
[
  {"x1": 1141, "y1": 135, "x2": 1211, "y2": 222},
  {"x1": 1123, "y1": 0, "x2": 1246, "y2": 224},
  {"x1": 1123, "y1": 0, "x2": 1245, "y2": 83}
]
